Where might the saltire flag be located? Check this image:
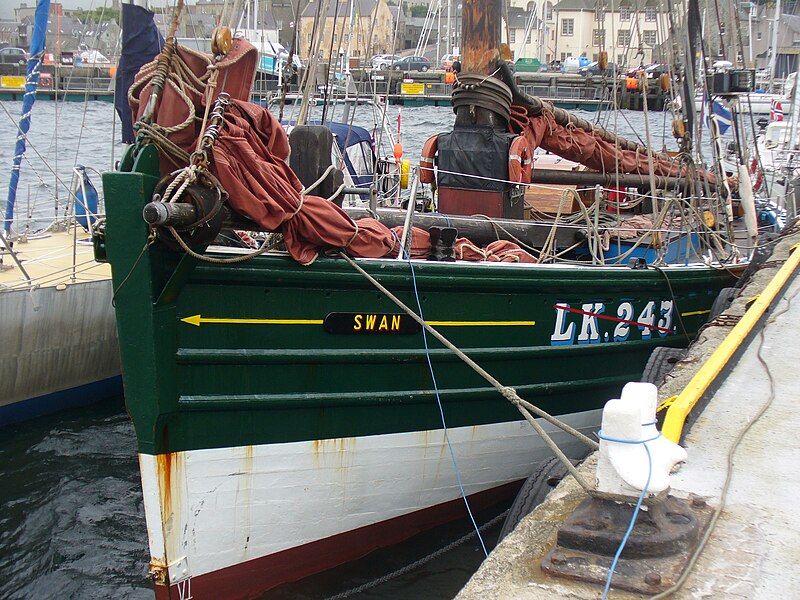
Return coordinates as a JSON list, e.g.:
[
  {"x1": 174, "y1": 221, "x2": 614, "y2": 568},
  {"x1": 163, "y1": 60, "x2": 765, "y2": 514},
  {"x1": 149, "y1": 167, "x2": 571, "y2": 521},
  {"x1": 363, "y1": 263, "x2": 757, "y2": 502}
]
[
  {"x1": 771, "y1": 98, "x2": 784, "y2": 122},
  {"x1": 705, "y1": 97, "x2": 732, "y2": 135},
  {"x1": 115, "y1": 2, "x2": 164, "y2": 144}
]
